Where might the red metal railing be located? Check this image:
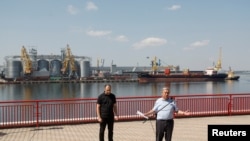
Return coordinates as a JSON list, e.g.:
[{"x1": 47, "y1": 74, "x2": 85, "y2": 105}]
[{"x1": 0, "y1": 93, "x2": 250, "y2": 128}]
